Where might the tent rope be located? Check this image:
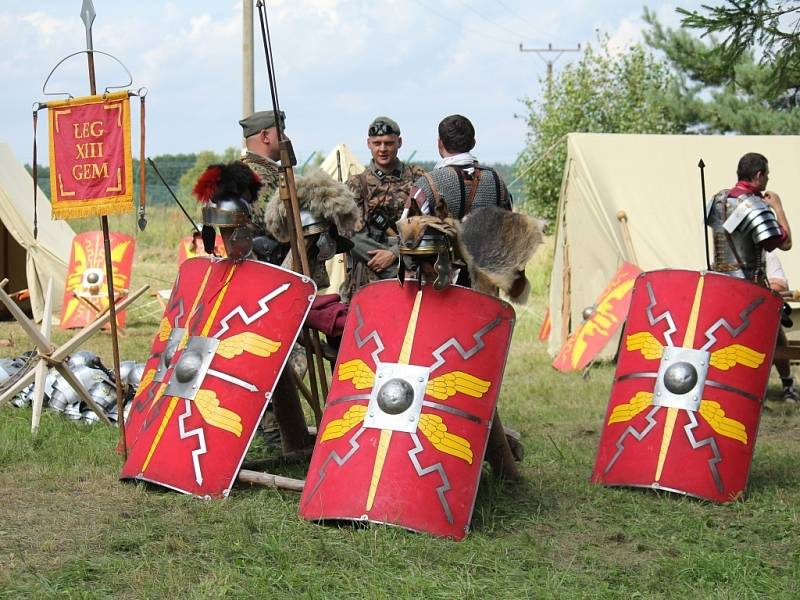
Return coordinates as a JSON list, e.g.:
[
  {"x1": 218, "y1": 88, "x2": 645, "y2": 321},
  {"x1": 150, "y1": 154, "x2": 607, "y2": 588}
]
[{"x1": 508, "y1": 134, "x2": 568, "y2": 188}]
